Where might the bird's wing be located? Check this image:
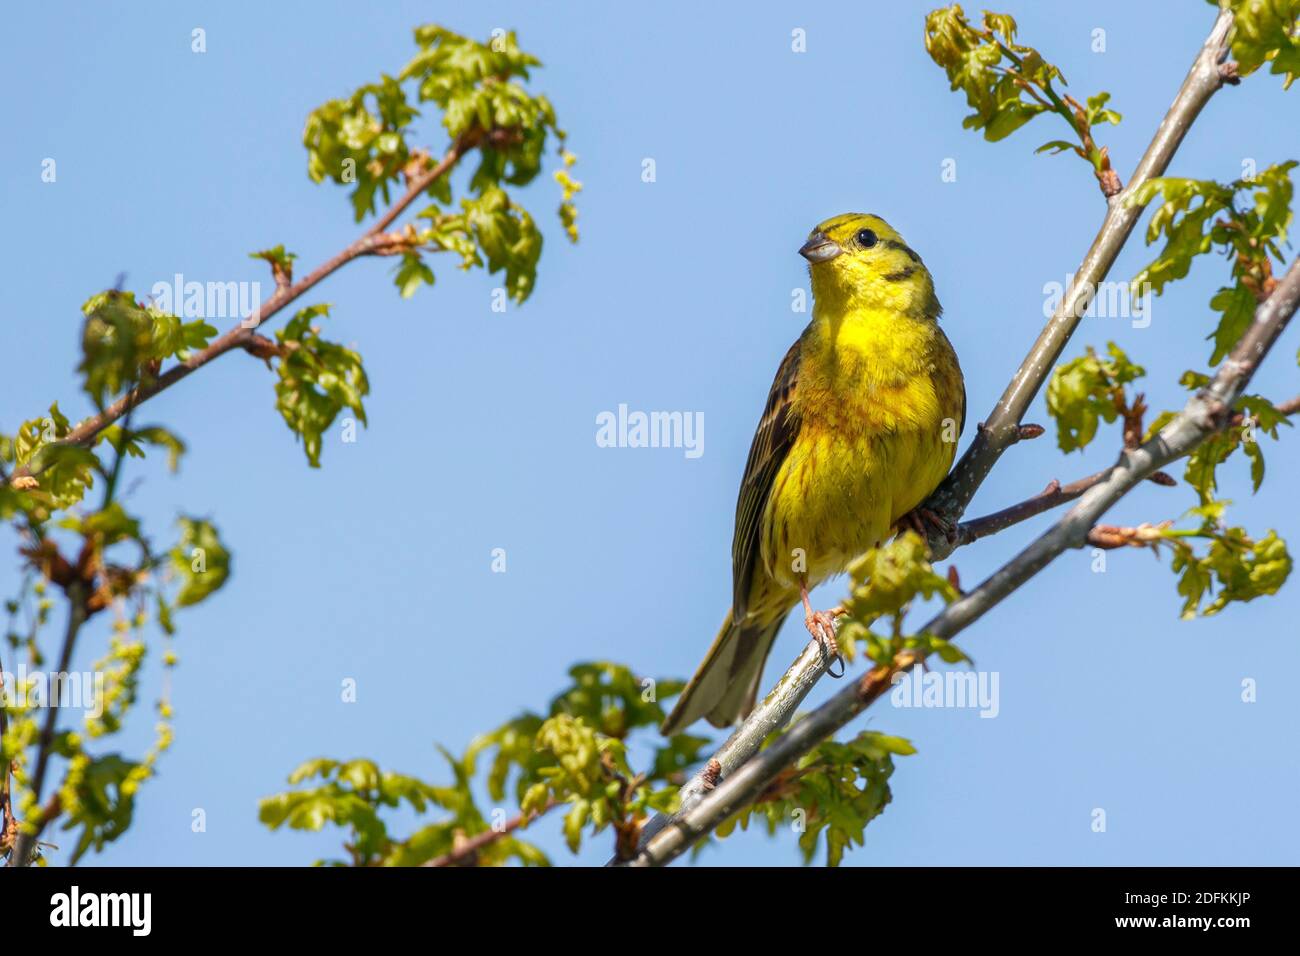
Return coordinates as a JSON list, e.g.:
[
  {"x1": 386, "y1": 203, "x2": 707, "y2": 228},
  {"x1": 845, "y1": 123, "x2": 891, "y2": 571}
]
[
  {"x1": 944, "y1": 326, "x2": 967, "y2": 438},
  {"x1": 929, "y1": 324, "x2": 965, "y2": 439},
  {"x1": 731, "y1": 339, "x2": 803, "y2": 619},
  {"x1": 958, "y1": 380, "x2": 967, "y2": 438}
]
